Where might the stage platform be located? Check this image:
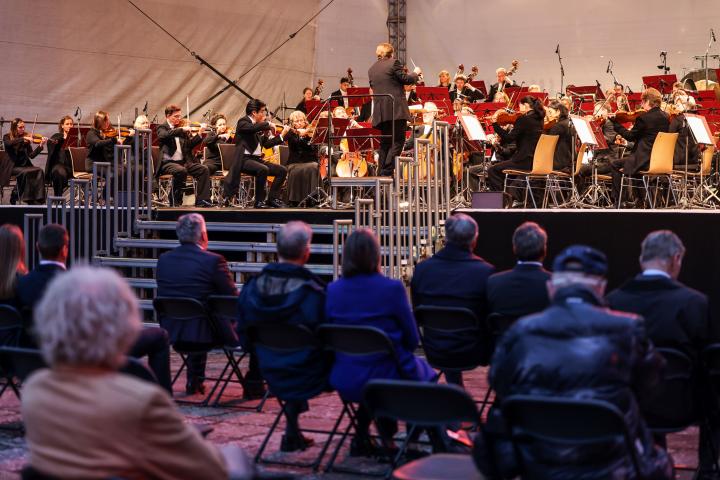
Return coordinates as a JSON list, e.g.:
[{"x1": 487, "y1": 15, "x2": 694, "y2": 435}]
[{"x1": 2, "y1": 205, "x2": 717, "y2": 315}]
